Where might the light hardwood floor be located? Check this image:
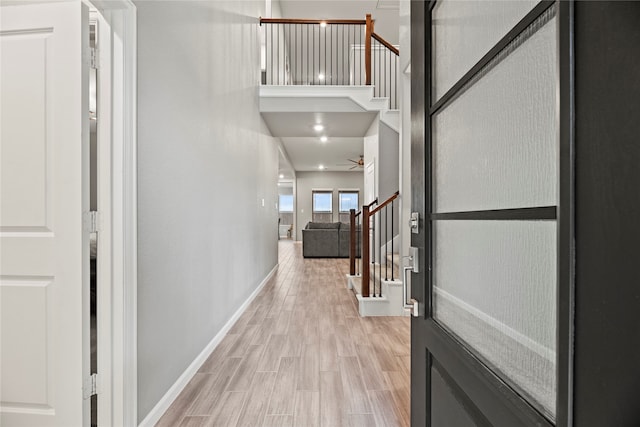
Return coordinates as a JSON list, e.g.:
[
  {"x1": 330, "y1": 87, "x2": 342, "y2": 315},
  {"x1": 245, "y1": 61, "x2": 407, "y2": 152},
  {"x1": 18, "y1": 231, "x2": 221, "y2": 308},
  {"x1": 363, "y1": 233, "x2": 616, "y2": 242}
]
[{"x1": 156, "y1": 241, "x2": 410, "y2": 427}]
